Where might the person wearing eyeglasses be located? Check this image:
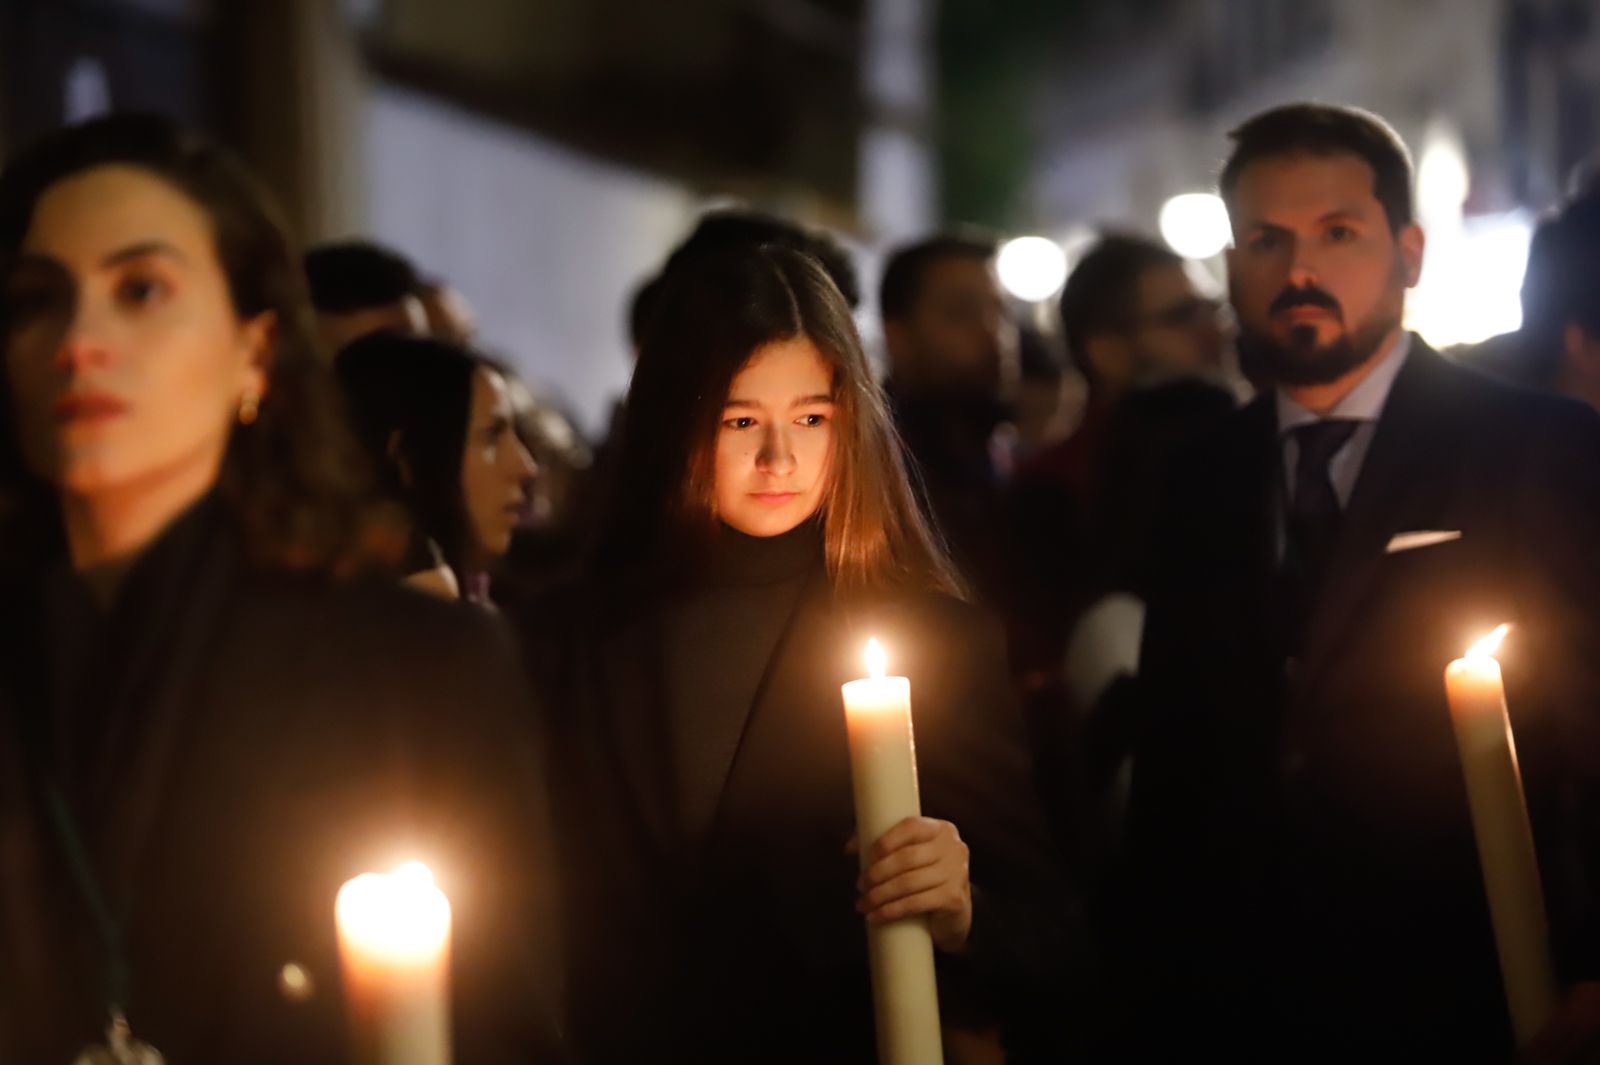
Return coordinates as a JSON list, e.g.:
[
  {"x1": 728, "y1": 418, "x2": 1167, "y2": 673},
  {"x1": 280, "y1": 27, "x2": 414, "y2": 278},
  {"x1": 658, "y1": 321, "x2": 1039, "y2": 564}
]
[{"x1": 1009, "y1": 233, "x2": 1234, "y2": 676}]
